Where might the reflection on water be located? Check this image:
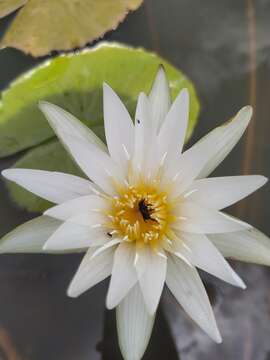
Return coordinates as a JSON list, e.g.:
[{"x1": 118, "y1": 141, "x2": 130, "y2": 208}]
[{"x1": 0, "y1": 0, "x2": 270, "y2": 359}]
